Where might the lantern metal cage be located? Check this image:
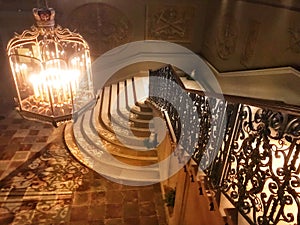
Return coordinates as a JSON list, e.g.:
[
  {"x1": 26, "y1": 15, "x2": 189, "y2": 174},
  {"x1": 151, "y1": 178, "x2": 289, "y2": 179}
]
[{"x1": 7, "y1": 6, "x2": 95, "y2": 126}]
